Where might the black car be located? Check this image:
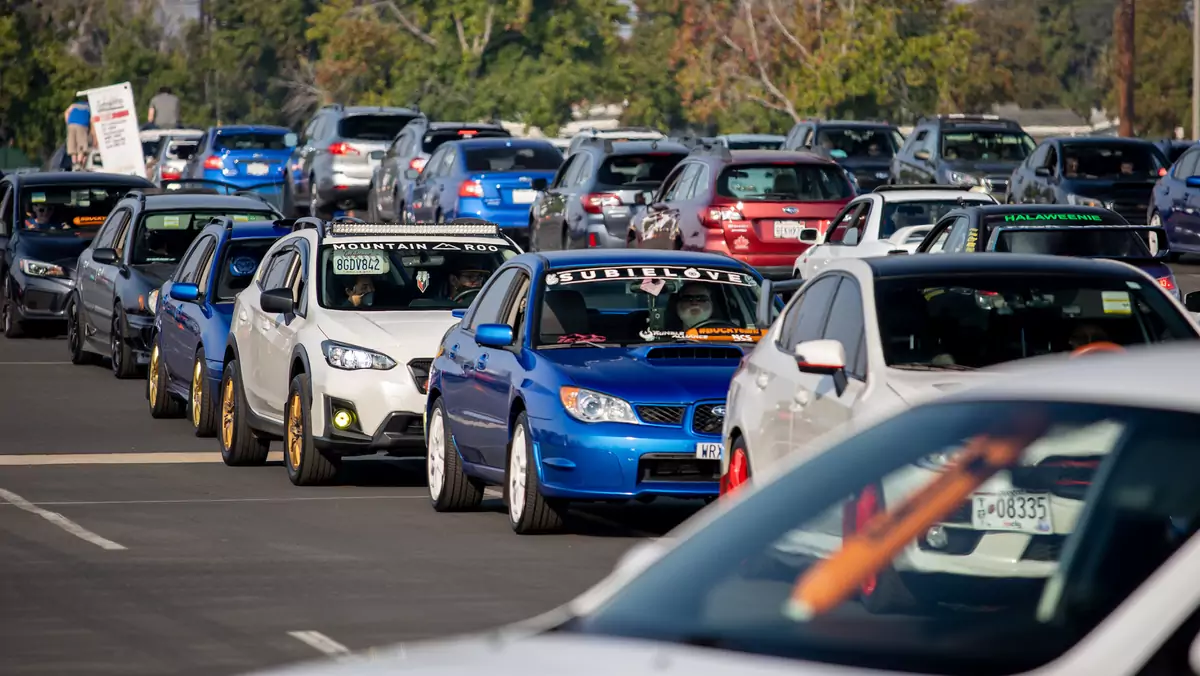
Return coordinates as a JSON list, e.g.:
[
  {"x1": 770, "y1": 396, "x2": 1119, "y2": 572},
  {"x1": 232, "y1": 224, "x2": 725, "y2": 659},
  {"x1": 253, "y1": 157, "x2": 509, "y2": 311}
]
[
  {"x1": 1153, "y1": 139, "x2": 1195, "y2": 168},
  {"x1": 0, "y1": 172, "x2": 155, "y2": 338},
  {"x1": 781, "y1": 119, "x2": 905, "y2": 192},
  {"x1": 891, "y1": 114, "x2": 1035, "y2": 199},
  {"x1": 529, "y1": 138, "x2": 691, "y2": 251},
  {"x1": 67, "y1": 190, "x2": 282, "y2": 378},
  {"x1": 1007, "y1": 137, "x2": 1169, "y2": 225}
]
